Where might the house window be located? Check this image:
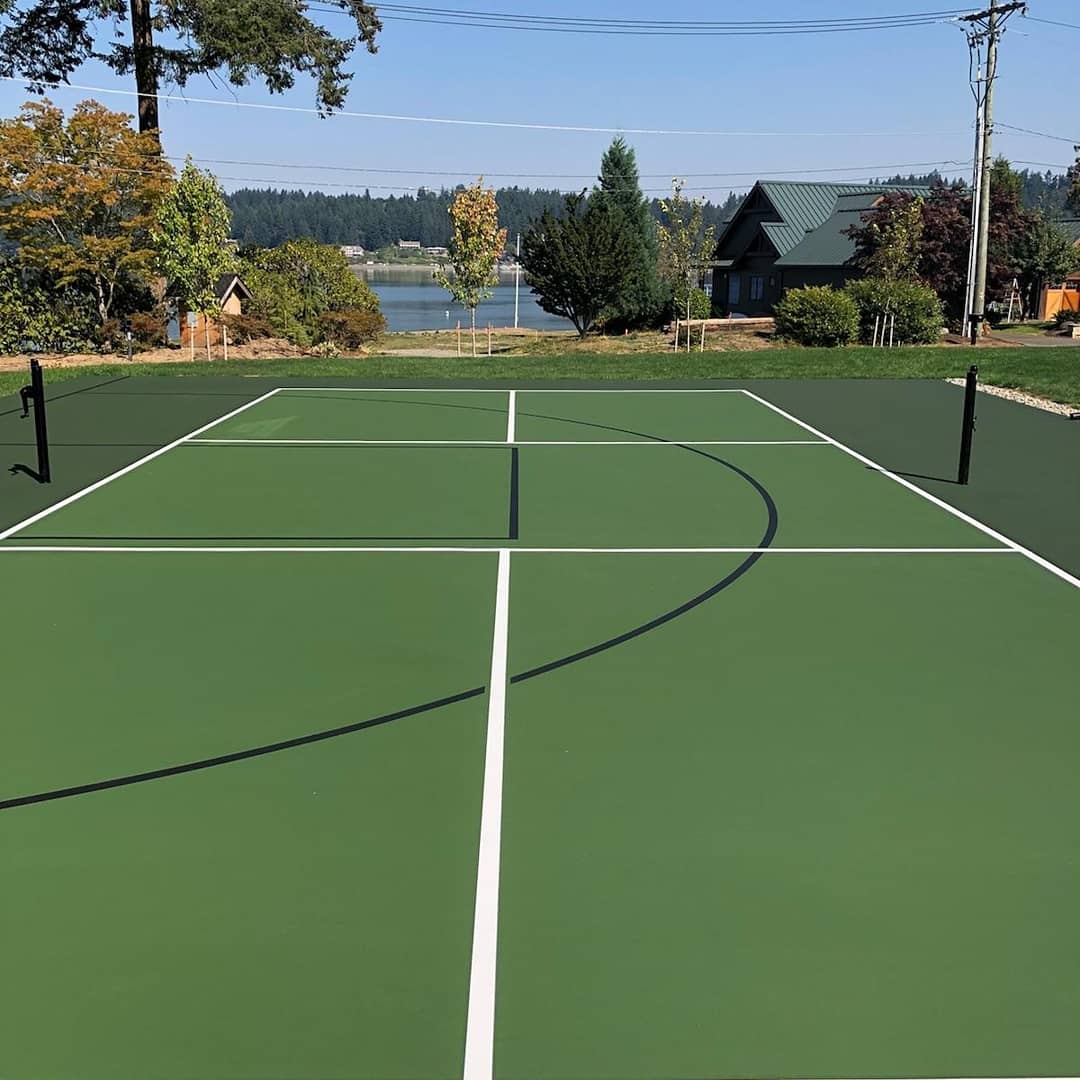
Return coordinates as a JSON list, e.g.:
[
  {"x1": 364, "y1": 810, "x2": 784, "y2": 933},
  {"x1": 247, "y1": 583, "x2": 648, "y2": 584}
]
[
  {"x1": 750, "y1": 276, "x2": 765, "y2": 302},
  {"x1": 728, "y1": 273, "x2": 742, "y2": 306}
]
